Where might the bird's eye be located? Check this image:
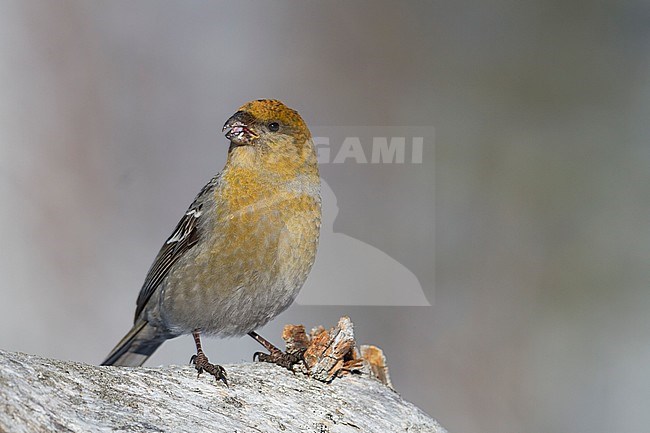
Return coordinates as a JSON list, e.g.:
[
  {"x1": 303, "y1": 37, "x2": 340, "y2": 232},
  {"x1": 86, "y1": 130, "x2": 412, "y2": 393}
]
[{"x1": 268, "y1": 122, "x2": 280, "y2": 132}]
